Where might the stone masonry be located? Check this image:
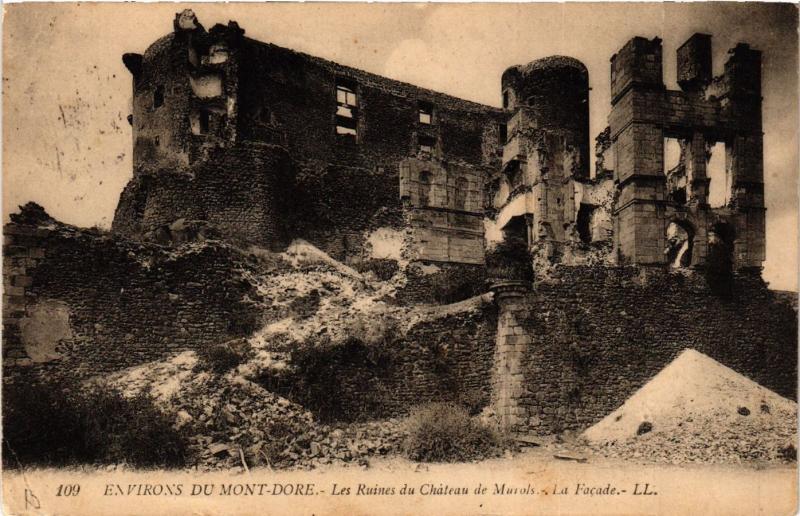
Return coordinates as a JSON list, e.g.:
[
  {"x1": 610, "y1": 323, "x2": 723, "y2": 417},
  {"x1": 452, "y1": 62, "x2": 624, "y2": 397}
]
[
  {"x1": 610, "y1": 35, "x2": 765, "y2": 270},
  {"x1": 489, "y1": 281, "x2": 533, "y2": 430}
]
